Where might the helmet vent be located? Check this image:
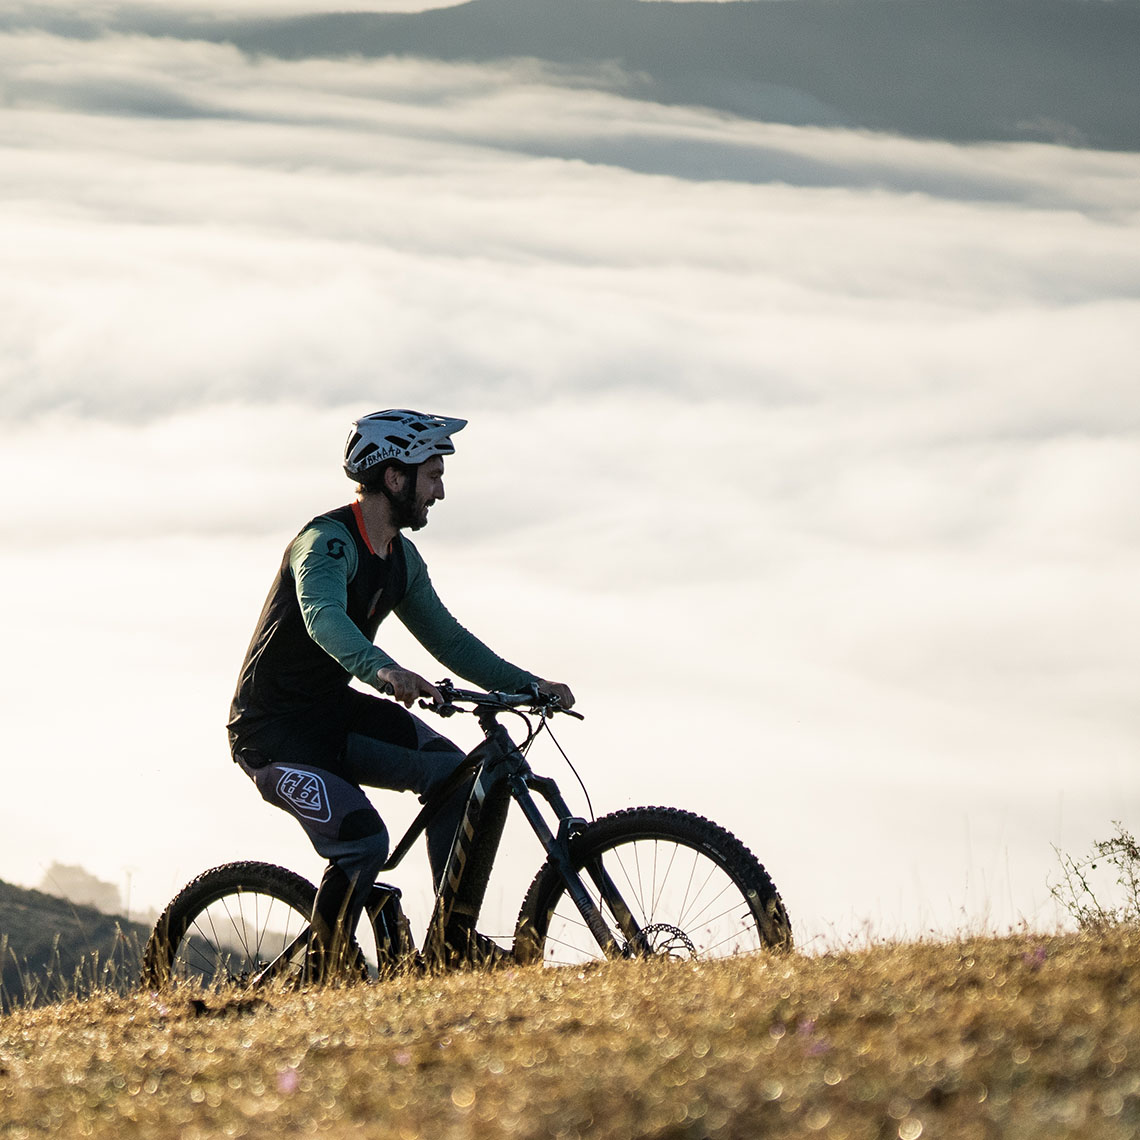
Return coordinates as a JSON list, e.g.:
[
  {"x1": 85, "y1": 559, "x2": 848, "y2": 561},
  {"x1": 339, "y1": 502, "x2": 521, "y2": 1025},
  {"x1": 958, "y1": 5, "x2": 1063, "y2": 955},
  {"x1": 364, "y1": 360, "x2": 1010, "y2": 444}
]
[{"x1": 385, "y1": 435, "x2": 411, "y2": 448}]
